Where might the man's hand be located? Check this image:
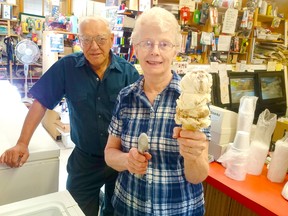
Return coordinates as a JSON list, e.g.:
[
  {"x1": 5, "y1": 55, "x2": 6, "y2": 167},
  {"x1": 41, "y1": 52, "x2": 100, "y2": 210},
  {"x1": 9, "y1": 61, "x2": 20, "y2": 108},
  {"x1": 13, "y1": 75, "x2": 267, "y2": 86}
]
[{"x1": 0, "y1": 143, "x2": 29, "y2": 168}]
